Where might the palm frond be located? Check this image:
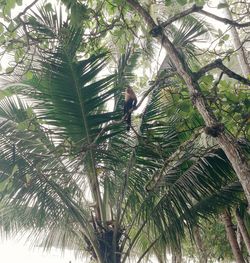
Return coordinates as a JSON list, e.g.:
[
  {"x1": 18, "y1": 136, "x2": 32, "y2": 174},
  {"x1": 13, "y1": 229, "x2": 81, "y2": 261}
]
[
  {"x1": 22, "y1": 31, "x2": 118, "y2": 150},
  {"x1": 28, "y1": 5, "x2": 65, "y2": 41},
  {"x1": 120, "y1": 84, "x2": 241, "y2": 253},
  {"x1": 165, "y1": 16, "x2": 210, "y2": 68}
]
